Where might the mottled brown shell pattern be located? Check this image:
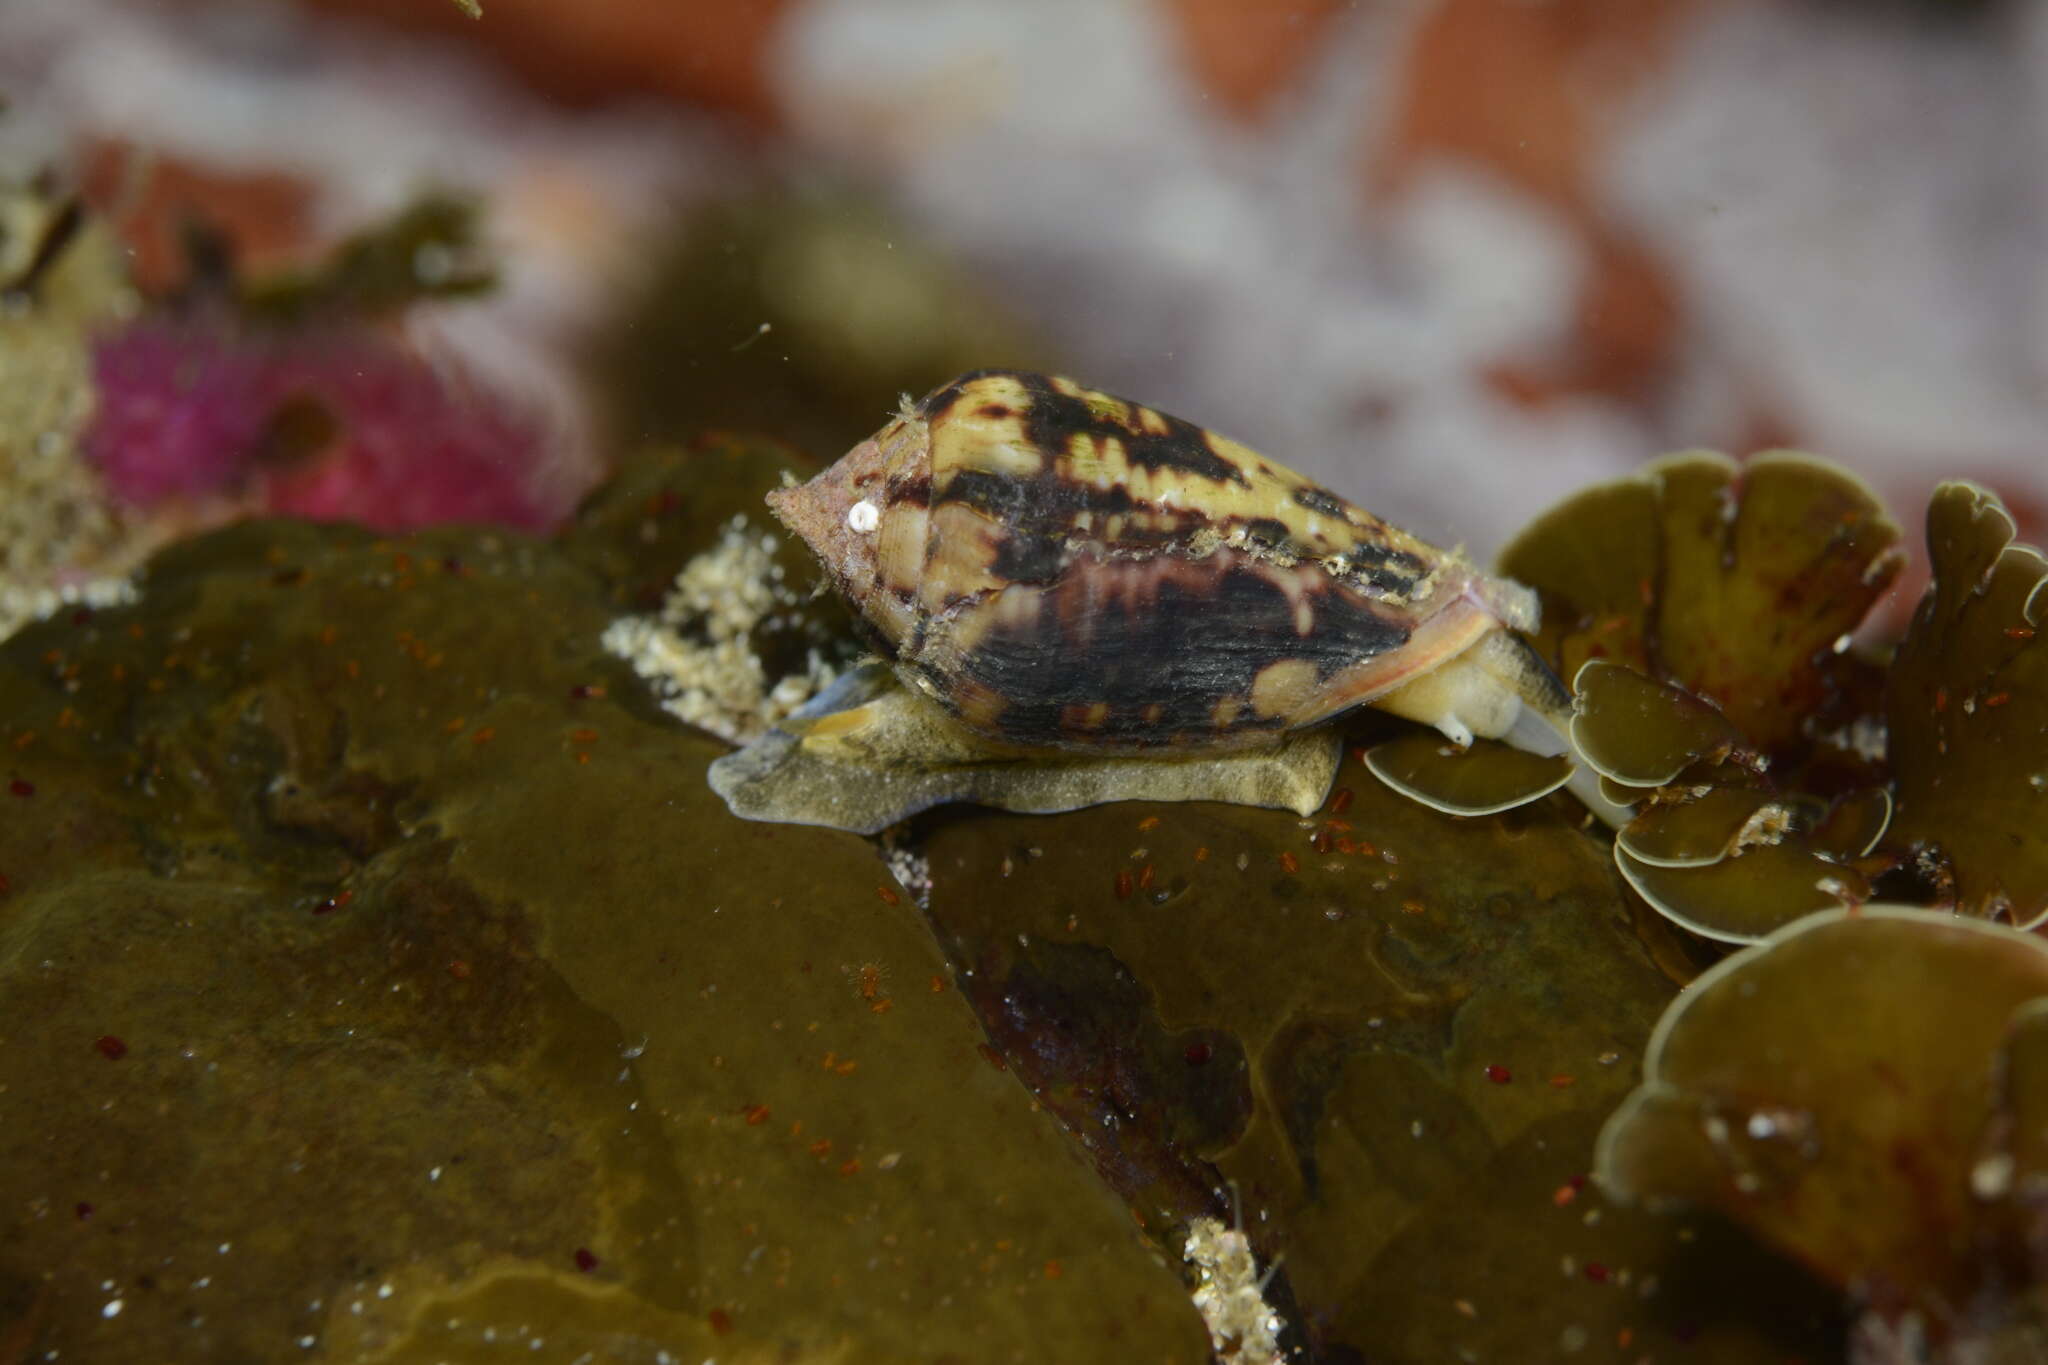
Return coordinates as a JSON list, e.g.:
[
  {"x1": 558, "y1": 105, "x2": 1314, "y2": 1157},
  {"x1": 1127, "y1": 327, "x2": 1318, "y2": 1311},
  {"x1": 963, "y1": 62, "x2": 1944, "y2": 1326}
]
[{"x1": 769, "y1": 370, "x2": 1536, "y2": 754}]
